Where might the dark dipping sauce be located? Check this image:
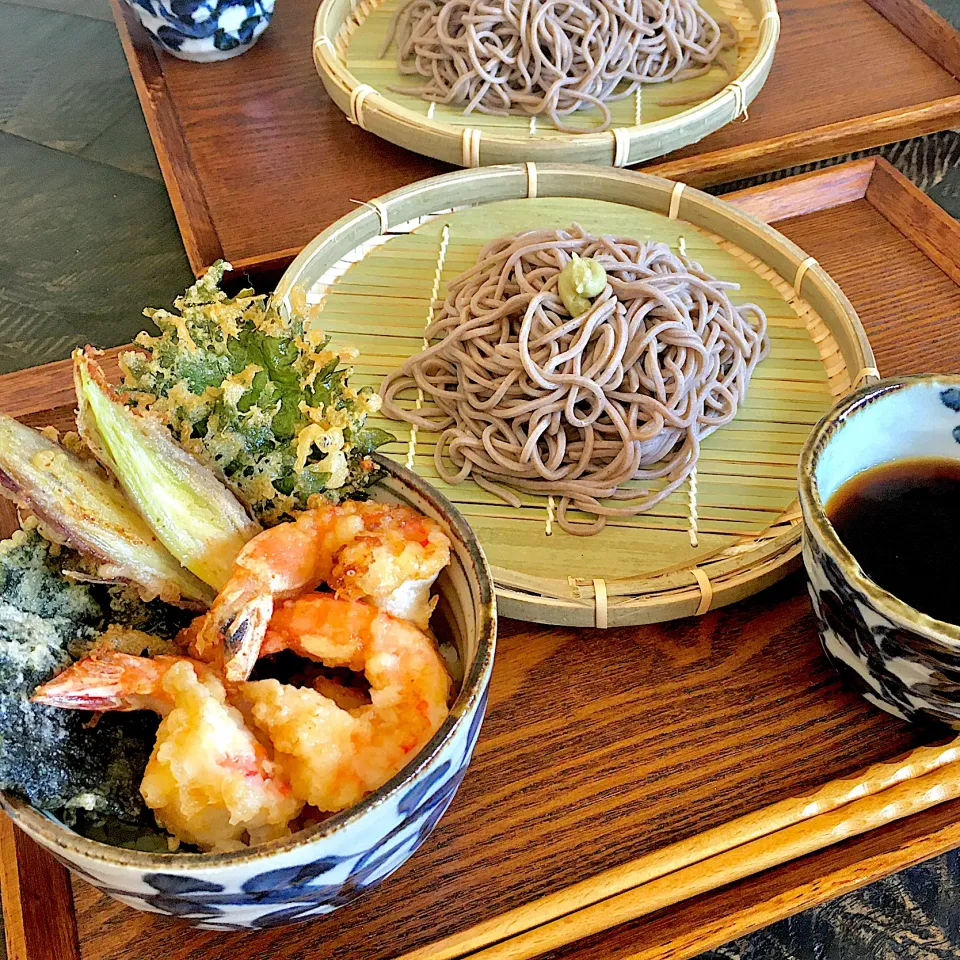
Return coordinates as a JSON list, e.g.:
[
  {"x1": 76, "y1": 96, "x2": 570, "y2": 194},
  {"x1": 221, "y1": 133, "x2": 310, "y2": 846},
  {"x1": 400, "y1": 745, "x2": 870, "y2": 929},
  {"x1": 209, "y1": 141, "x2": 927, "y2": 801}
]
[{"x1": 825, "y1": 457, "x2": 960, "y2": 623}]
